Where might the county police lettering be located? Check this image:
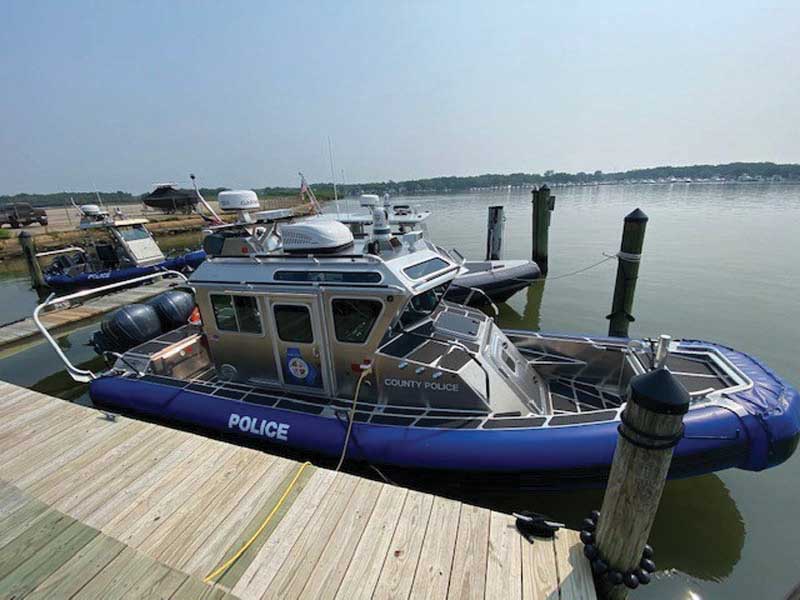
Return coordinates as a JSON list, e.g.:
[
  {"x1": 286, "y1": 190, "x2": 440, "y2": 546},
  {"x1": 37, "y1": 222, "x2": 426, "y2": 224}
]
[
  {"x1": 384, "y1": 378, "x2": 459, "y2": 392},
  {"x1": 228, "y1": 413, "x2": 289, "y2": 441}
]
